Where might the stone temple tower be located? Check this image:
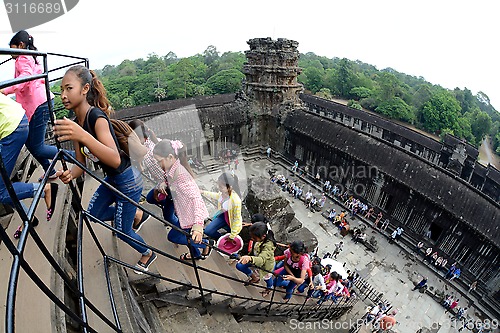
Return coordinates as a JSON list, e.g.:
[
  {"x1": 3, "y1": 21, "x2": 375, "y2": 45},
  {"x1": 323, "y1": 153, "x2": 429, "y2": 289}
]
[{"x1": 242, "y1": 38, "x2": 303, "y2": 113}]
